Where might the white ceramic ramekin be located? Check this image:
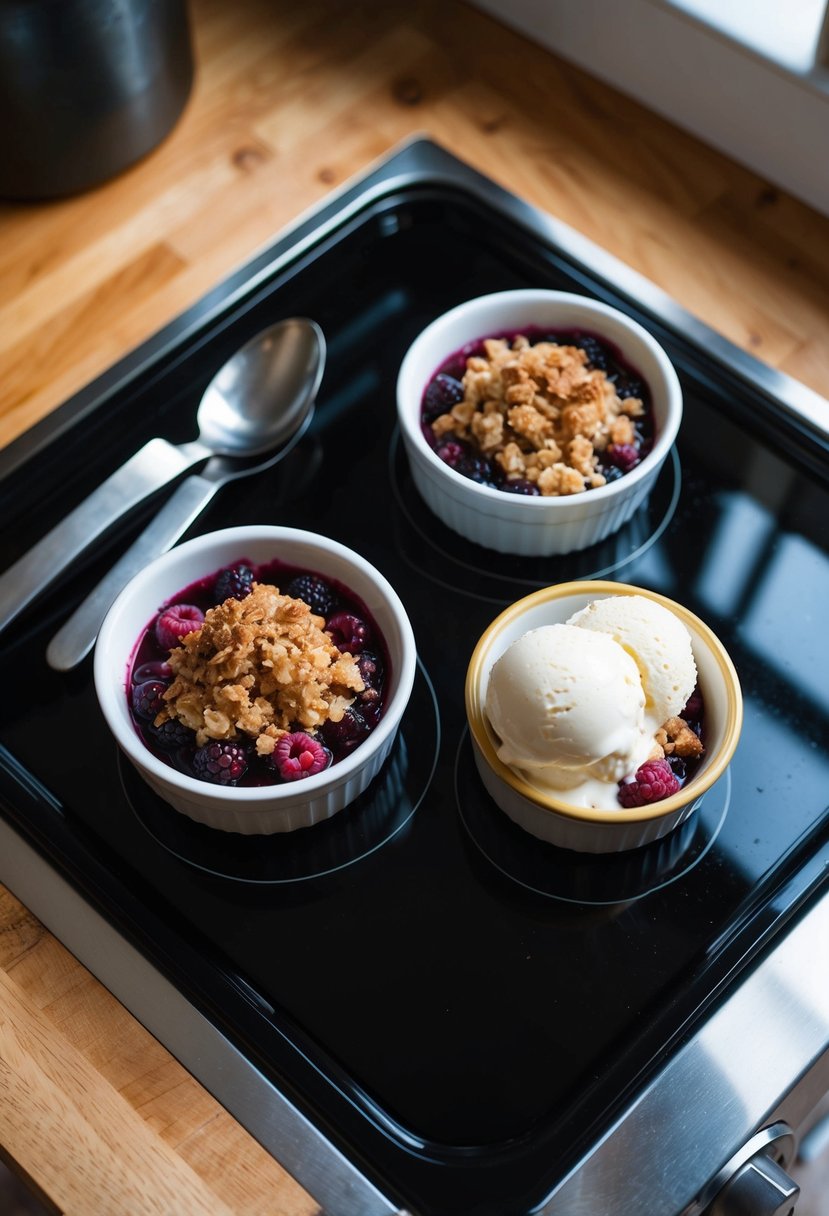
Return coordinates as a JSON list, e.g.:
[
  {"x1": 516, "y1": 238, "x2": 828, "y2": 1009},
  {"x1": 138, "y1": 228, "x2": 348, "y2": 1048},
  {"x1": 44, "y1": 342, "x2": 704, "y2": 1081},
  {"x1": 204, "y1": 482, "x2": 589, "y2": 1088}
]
[
  {"x1": 396, "y1": 289, "x2": 683, "y2": 556},
  {"x1": 95, "y1": 526, "x2": 417, "y2": 834},
  {"x1": 465, "y1": 581, "x2": 742, "y2": 854}
]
